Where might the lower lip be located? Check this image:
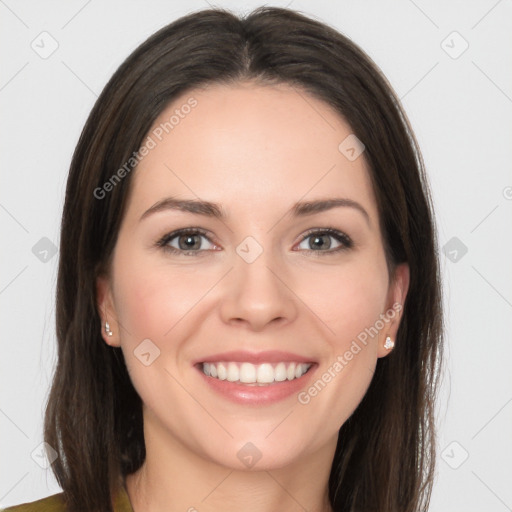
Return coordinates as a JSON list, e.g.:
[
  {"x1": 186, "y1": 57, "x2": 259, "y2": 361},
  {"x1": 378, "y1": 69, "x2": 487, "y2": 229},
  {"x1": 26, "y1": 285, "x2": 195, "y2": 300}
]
[{"x1": 195, "y1": 364, "x2": 318, "y2": 405}]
